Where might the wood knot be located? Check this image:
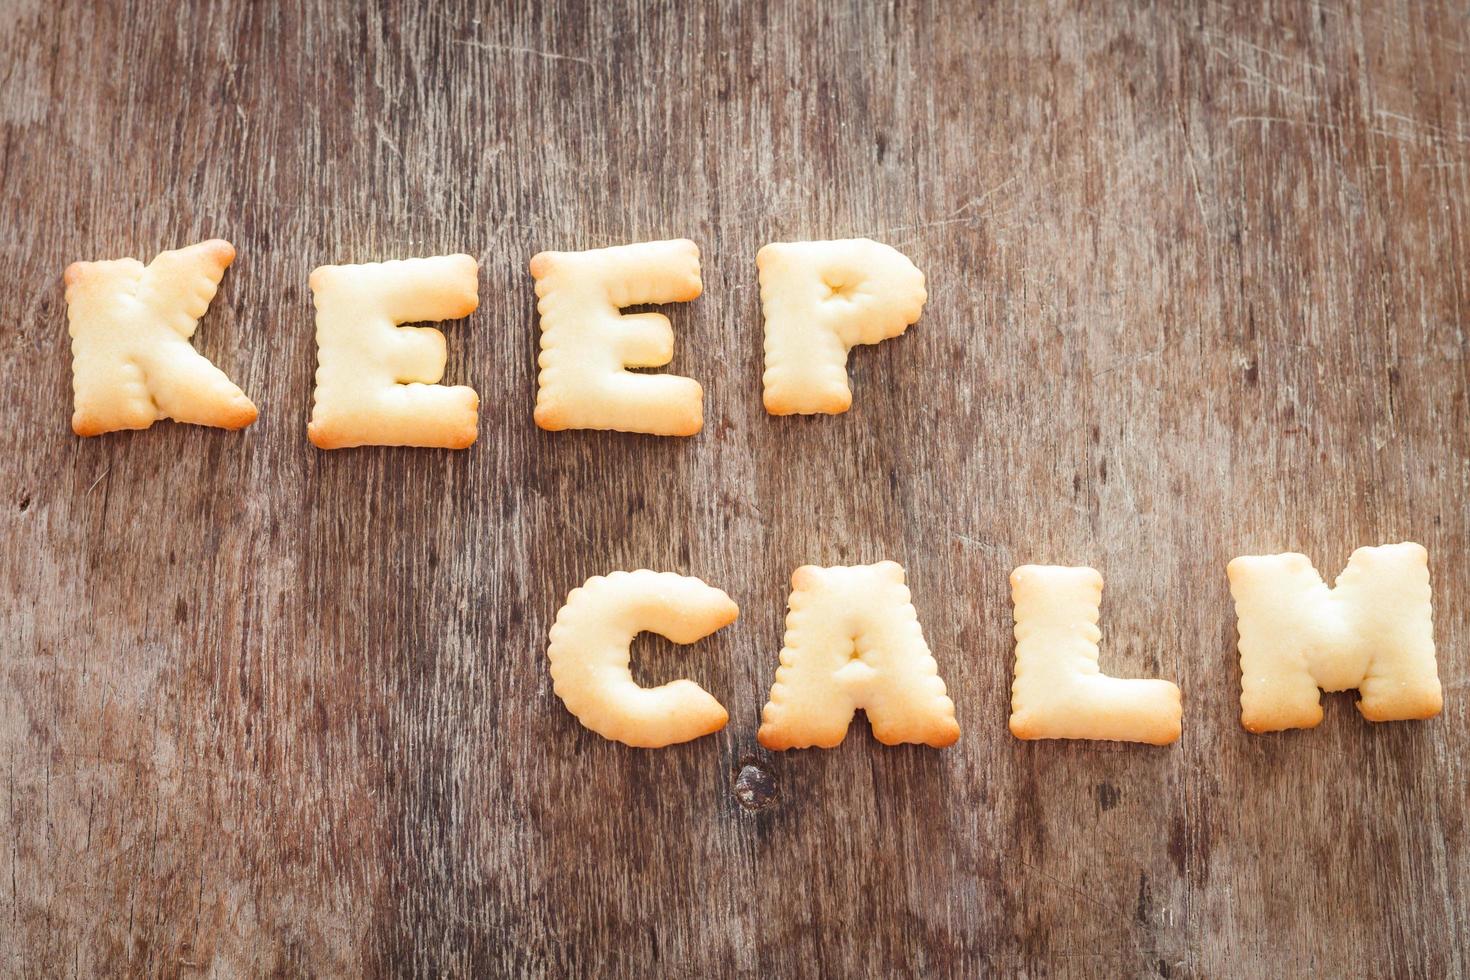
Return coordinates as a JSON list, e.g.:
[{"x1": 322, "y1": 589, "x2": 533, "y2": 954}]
[{"x1": 733, "y1": 758, "x2": 778, "y2": 812}]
